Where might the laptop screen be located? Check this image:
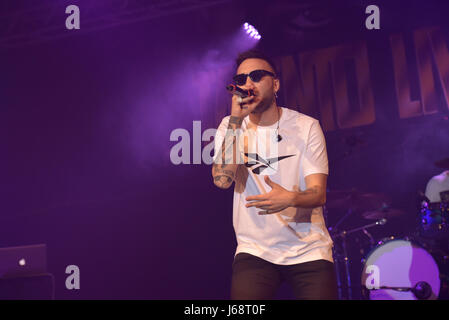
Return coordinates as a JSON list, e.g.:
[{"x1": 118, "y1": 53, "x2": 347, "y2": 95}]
[{"x1": 0, "y1": 244, "x2": 47, "y2": 279}]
